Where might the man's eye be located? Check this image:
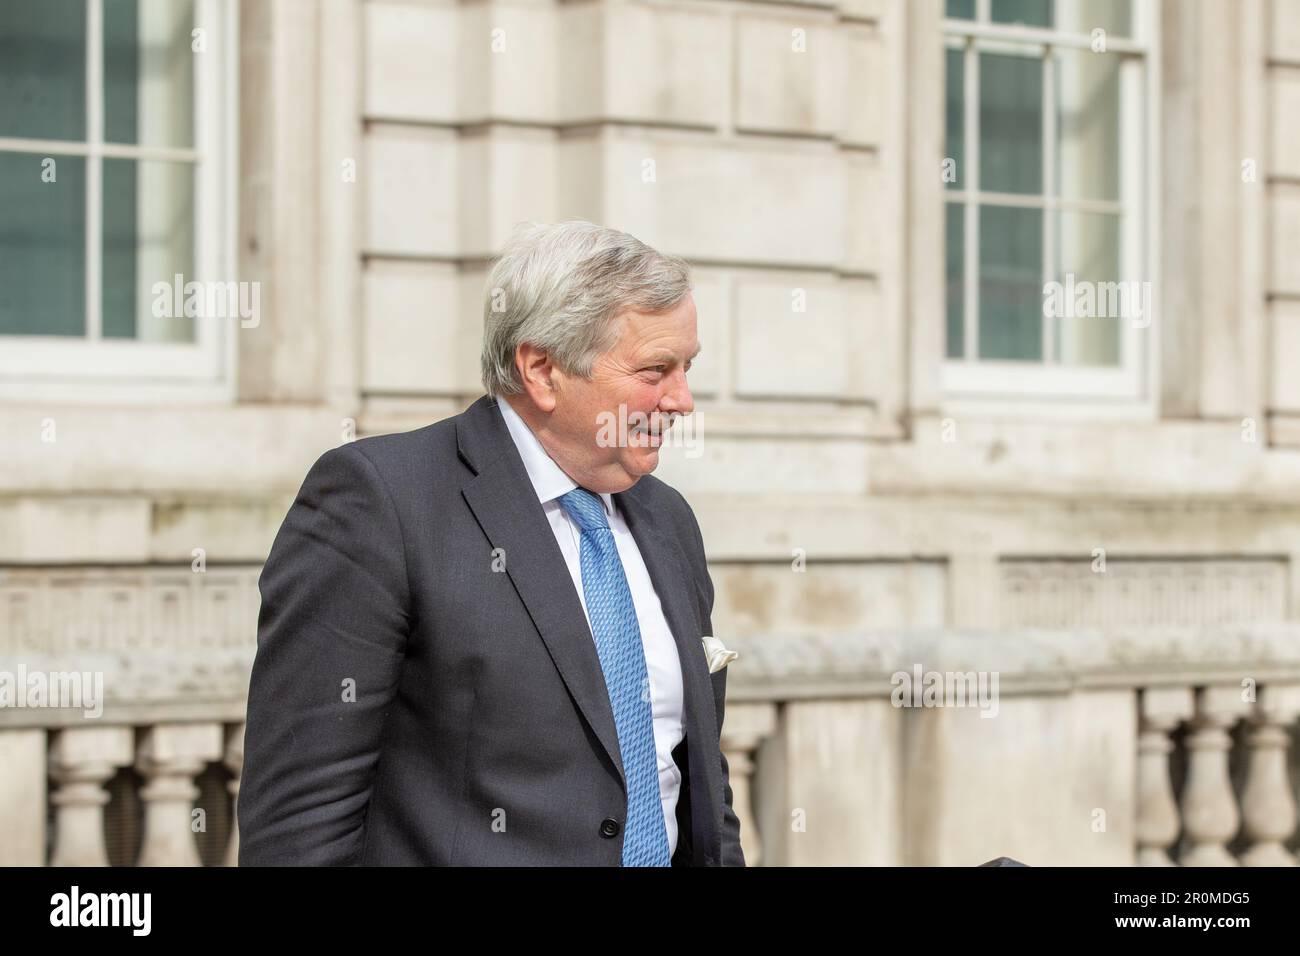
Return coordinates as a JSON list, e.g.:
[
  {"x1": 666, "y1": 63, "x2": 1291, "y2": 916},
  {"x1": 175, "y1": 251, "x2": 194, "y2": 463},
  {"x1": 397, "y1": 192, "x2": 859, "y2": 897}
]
[{"x1": 645, "y1": 366, "x2": 666, "y2": 374}]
